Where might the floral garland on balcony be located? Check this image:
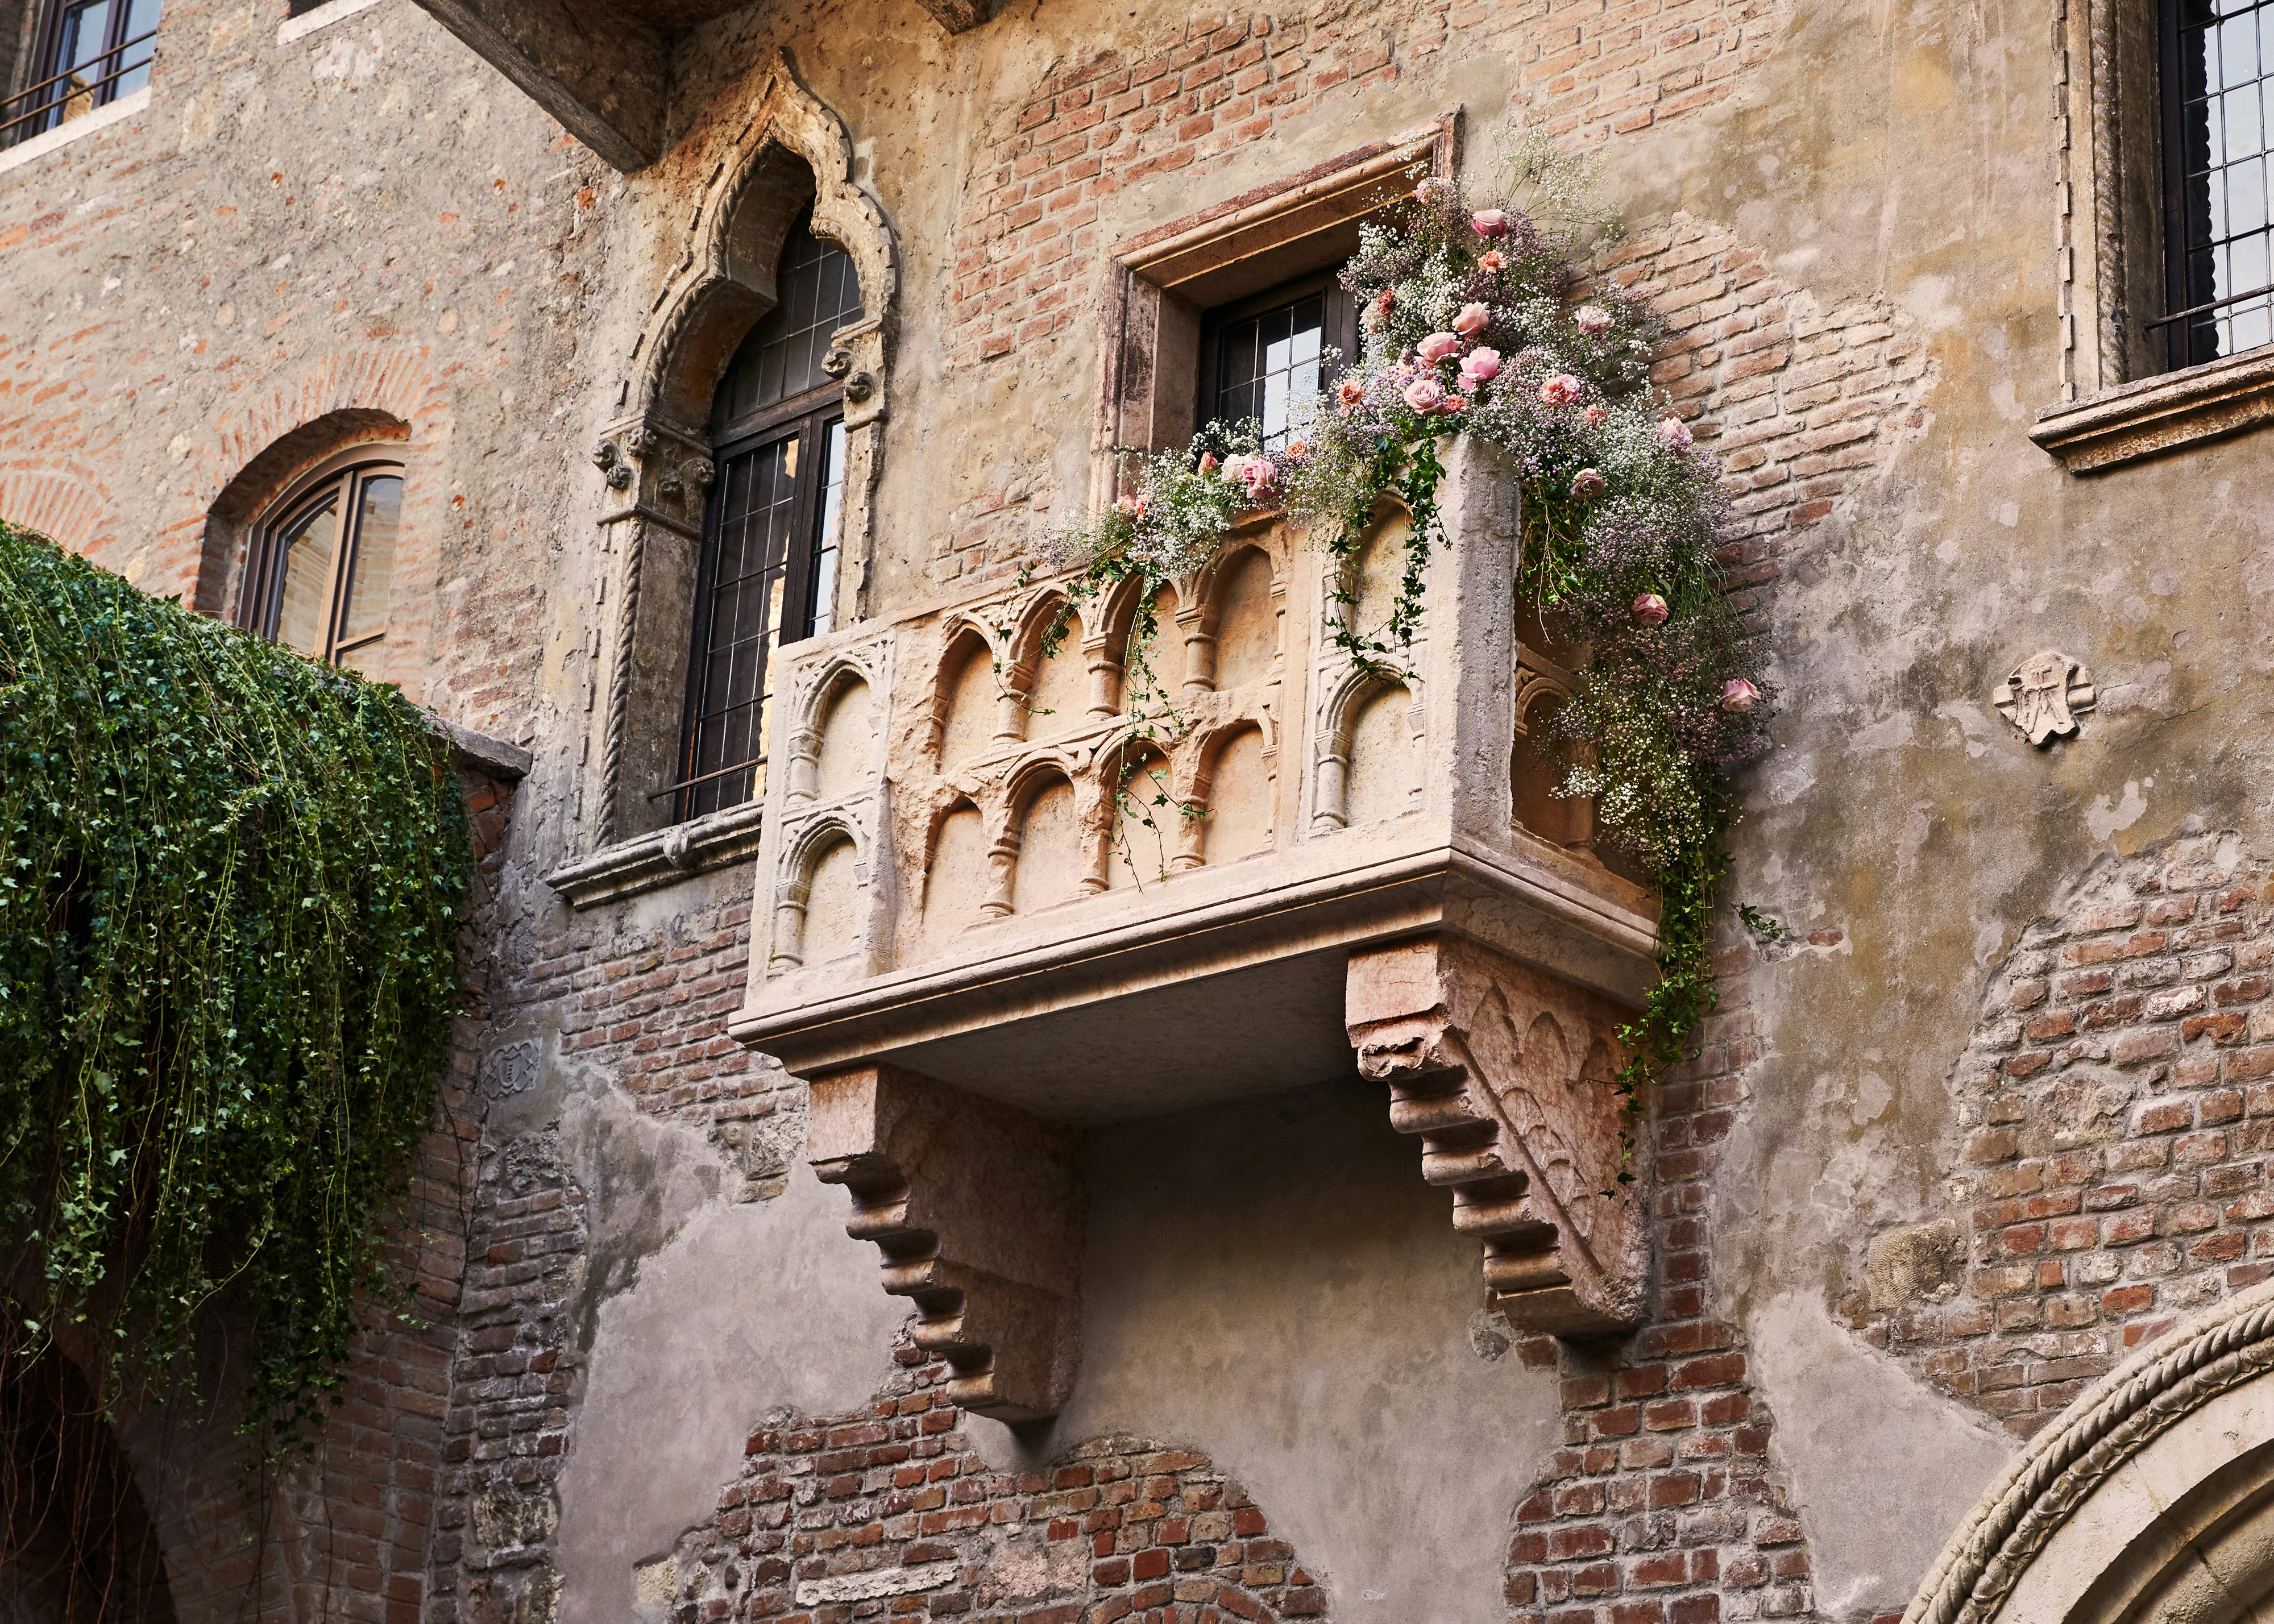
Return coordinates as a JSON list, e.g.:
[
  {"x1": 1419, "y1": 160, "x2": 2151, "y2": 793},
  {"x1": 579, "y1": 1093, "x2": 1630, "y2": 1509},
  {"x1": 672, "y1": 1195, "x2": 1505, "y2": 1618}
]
[
  {"x1": 1043, "y1": 155, "x2": 1772, "y2": 1129},
  {"x1": 0, "y1": 524, "x2": 469, "y2": 1465}
]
